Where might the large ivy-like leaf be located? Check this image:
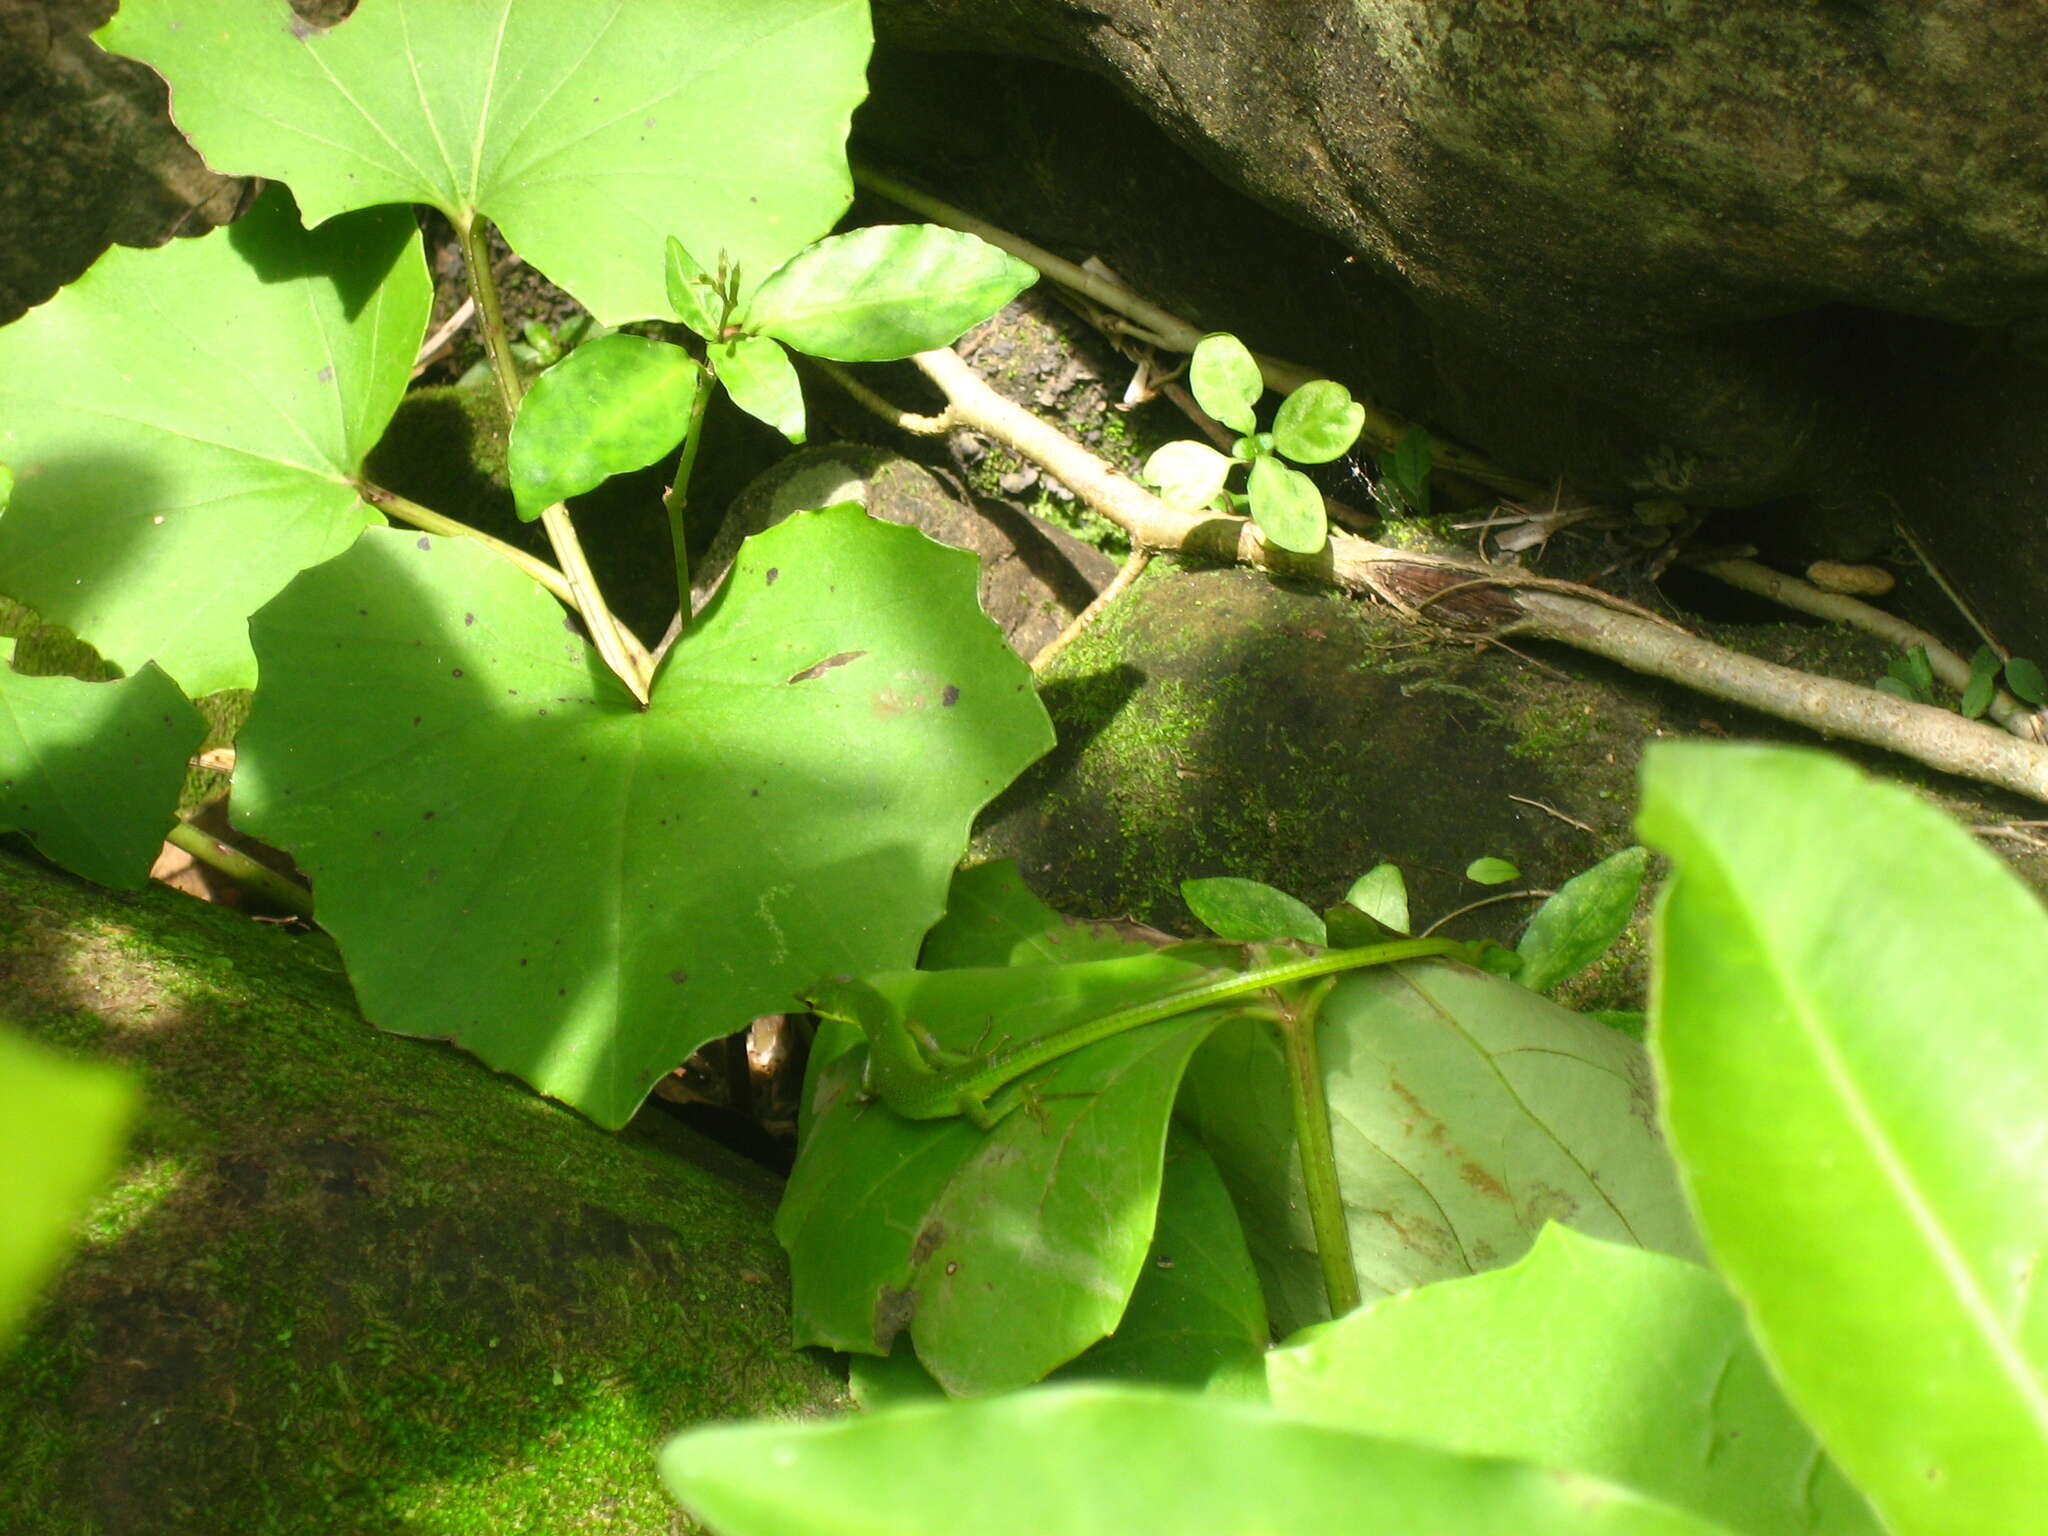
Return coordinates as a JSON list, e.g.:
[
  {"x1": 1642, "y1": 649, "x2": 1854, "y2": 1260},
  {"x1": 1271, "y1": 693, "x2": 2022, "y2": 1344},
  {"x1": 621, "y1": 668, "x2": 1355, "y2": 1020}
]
[
  {"x1": 0, "y1": 665, "x2": 205, "y2": 888},
  {"x1": 1177, "y1": 962, "x2": 1700, "y2": 1337},
  {"x1": 660, "y1": 1385, "x2": 1740, "y2": 1536},
  {"x1": 236, "y1": 507, "x2": 1051, "y2": 1129},
  {"x1": 776, "y1": 952, "x2": 1239, "y2": 1396},
  {"x1": 0, "y1": 1025, "x2": 137, "y2": 1346},
  {"x1": 1639, "y1": 742, "x2": 2048, "y2": 1535},
  {"x1": 0, "y1": 188, "x2": 426, "y2": 693},
  {"x1": 100, "y1": 0, "x2": 871, "y2": 326},
  {"x1": 1268, "y1": 1225, "x2": 1880, "y2": 1535}
]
